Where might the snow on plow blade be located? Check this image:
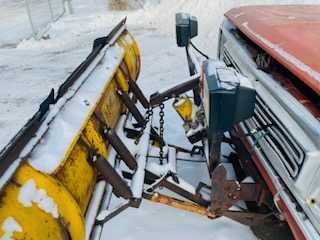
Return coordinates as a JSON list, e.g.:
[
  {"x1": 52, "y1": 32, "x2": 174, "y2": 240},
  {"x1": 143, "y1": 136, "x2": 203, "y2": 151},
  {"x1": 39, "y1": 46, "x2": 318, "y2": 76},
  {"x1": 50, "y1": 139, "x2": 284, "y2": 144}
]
[{"x1": 0, "y1": 18, "x2": 140, "y2": 240}]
